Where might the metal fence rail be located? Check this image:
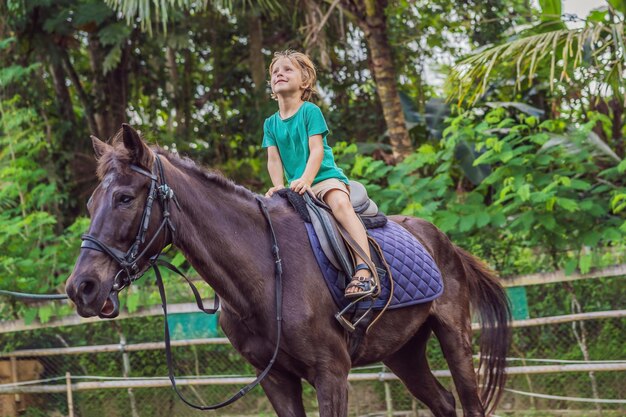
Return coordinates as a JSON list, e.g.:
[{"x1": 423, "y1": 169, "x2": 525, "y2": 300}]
[
  {"x1": 1, "y1": 273, "x2": 624, "y2": 416},
  {"x1": 1, "y1": 310, "x2": 624, "y2": 416}
]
